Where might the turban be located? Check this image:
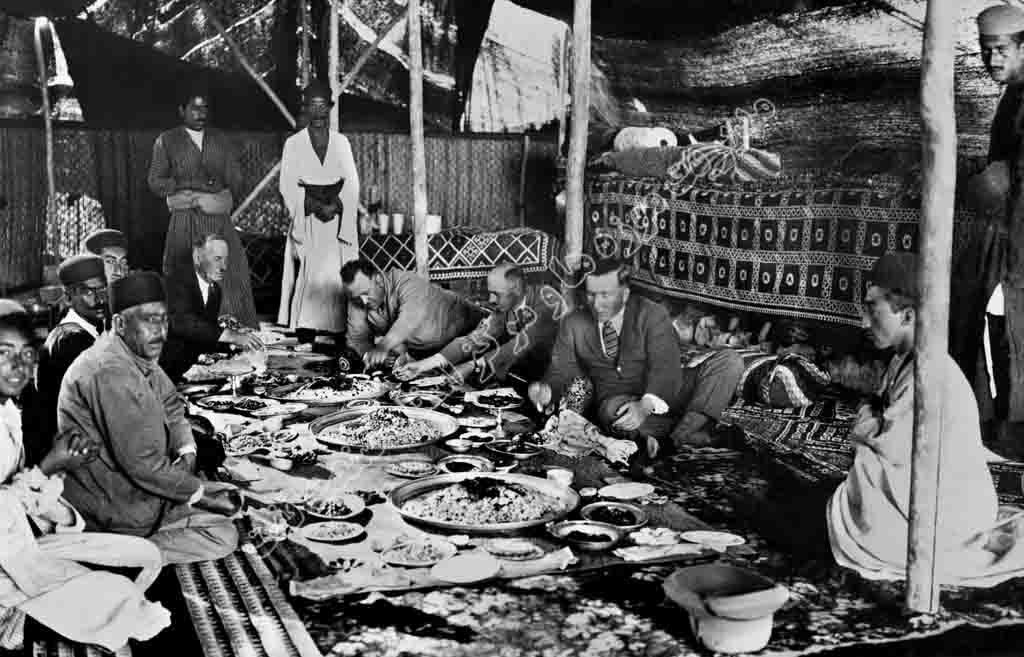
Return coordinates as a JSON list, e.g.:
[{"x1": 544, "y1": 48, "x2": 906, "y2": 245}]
[
  {"x1": 867, "y1": 253, "x2": 919, "y2": 303},
  {"x1": 58, "y1": 254, "x2": 105, "y2": 286},
  {"x1": 978, "y1": 5, "x2": 1024, "y2": 36},
  {"x1": 109, "y1": 272, "x2": 166, "y2": 315},
  {"x1": 303, "y1": 80, "x2": 334, "y2": 106},
  {"x1": 84, "y1": 228, "x2": 127, "y2": 254}
]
